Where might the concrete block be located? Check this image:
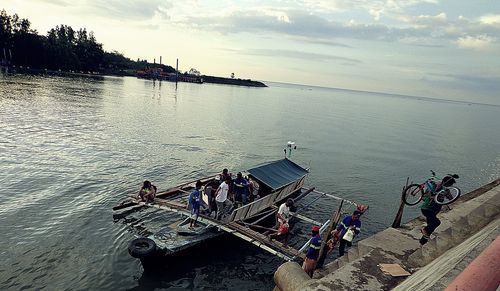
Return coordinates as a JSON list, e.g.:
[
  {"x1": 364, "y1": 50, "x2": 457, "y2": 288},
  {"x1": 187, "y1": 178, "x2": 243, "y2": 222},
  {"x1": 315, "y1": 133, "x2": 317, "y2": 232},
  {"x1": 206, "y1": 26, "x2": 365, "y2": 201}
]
[
  {"x1": 484, "y1": 204, "x2": 499, "y2": 218},
  {"x1": 347, "y1": 247, "x2": 360, "y2": 261},
  {"x1": 337, "y1": 255, "x2": 349, "y2": 268},
  {"x1": 408, "y1": 248, "x2": 423, "y2": 267},
  {"x1": 421, "y1": 240, "x2": 438, "y2": 264},
  {"x1": 435, "y1": 233, "x2": 452, "y2": 253},
  {"x1": 441, "y1": 227, "x2": 453, "y2": 237},
  {"x1": 467, "y1": 206, "x2": 487, "y2": 228},
  {"x1": 486, "y1": 191, "x2": 500, "y2": 207},
  {"x1": 326, "y1": 260, "x2": 340, "y2": 273},
  {"x1": 450, "y1": 217, "x2": 473, "y2": 241},
  {"x1": 357, "y1": 241, "x2": 373, "y2": 256},
  {"x1": 356, "y1": 227, "x2": 419, "y2": 256},
  {"x1": 451, "y1": 227, "x2": 471, "y2": 244}
]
